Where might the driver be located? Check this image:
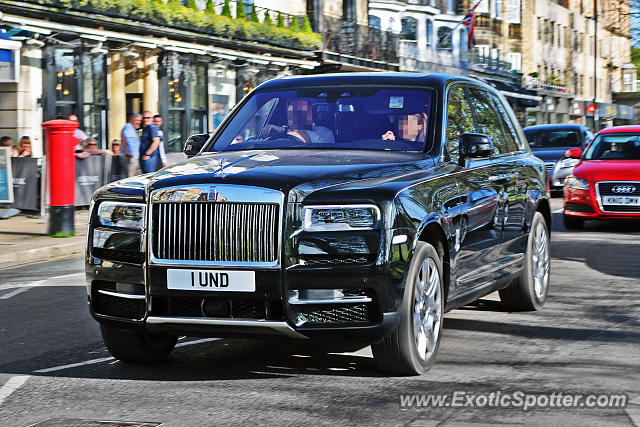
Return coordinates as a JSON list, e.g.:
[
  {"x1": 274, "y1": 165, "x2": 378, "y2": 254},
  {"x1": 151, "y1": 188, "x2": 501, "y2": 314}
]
[
  {"x1": 601, "y1": 142, "x2": 626, "y2": 158},
  {"x1": 262, "y1": 99, "x2": 334, "y2": 144},
  {"x1": 382, "y1": 113, "x2": 426, "y2": 142}
]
